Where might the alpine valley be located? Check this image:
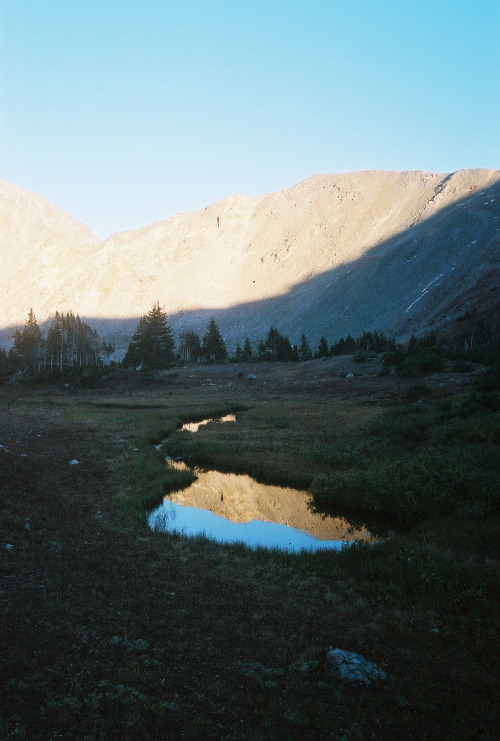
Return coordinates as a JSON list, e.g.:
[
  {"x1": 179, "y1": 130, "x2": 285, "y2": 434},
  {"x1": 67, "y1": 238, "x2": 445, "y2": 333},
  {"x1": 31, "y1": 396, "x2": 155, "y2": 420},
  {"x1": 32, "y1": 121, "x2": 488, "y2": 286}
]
[{"x1": 1, "y1": 168, "x2": 499, "y2": 355}]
